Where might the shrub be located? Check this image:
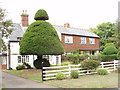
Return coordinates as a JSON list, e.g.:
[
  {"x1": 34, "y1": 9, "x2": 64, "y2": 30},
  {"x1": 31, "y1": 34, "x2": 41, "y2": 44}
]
[
  {"x1": 23, "y1": 62, "x2": 32, "y2": 69},
  {"x1": 33, "y1": 59, "x2": 50, "y2": 69},
  {"x1": 16, "y1": 65, "x2": 25, "y2": 70},
  {"x1": 67, "y1": 54, "x2": 80, "y2": 64},
  {"x1": 61, "y1": 61, "x2": 71, "y2": 66},
  {"x1": 56, "y1": 72, "x2": 65, "y2": 80},
  {"x1": 90, "y1": 54, "x2": 102, "y2": 60},
  {"x1": 97, "y1": 69, "x2": 108, "y2": 75},
  {"x1": 71, "y1": 70, "x2": 79, "y2": 79},
  {"x1": 102, "y1": 46, "x2": 118, "y2": 55},
  {"x1": 117, "y1": 51, "x2": 120, "y2": 60},
  {"x1": 81, "y1": 59, "x2": 100, "y2": 70},
  {"x1": 101, "y1": 54, "x2": 117, "y2": 60},
  {"x1": 34, "y1": 9, "x2": 49, "y2": 20}
]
